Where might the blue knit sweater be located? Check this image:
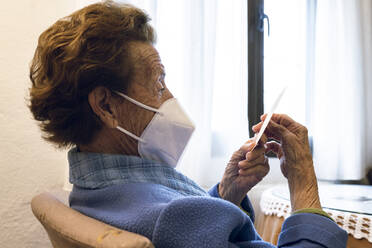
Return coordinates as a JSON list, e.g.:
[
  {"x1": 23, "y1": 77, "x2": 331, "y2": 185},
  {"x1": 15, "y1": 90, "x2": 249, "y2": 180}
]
[{"x1": 68, "y1": 148, "x2": 347, "y2": 248}]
